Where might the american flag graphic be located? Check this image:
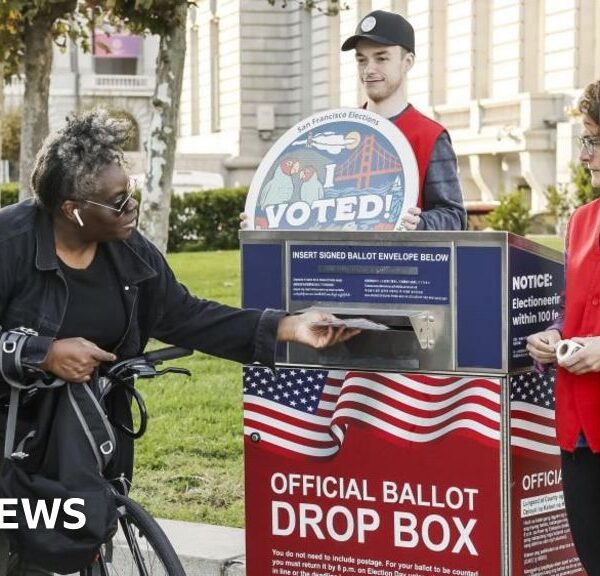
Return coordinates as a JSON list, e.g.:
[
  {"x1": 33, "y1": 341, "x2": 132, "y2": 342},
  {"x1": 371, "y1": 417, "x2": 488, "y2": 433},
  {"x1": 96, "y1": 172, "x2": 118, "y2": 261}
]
[
  {"x1": 510, "y1": 370, "x2": 559, "y2": 455},
  {"x1": 243, "y1": 366, "x2": 506, "y2": 458}
]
